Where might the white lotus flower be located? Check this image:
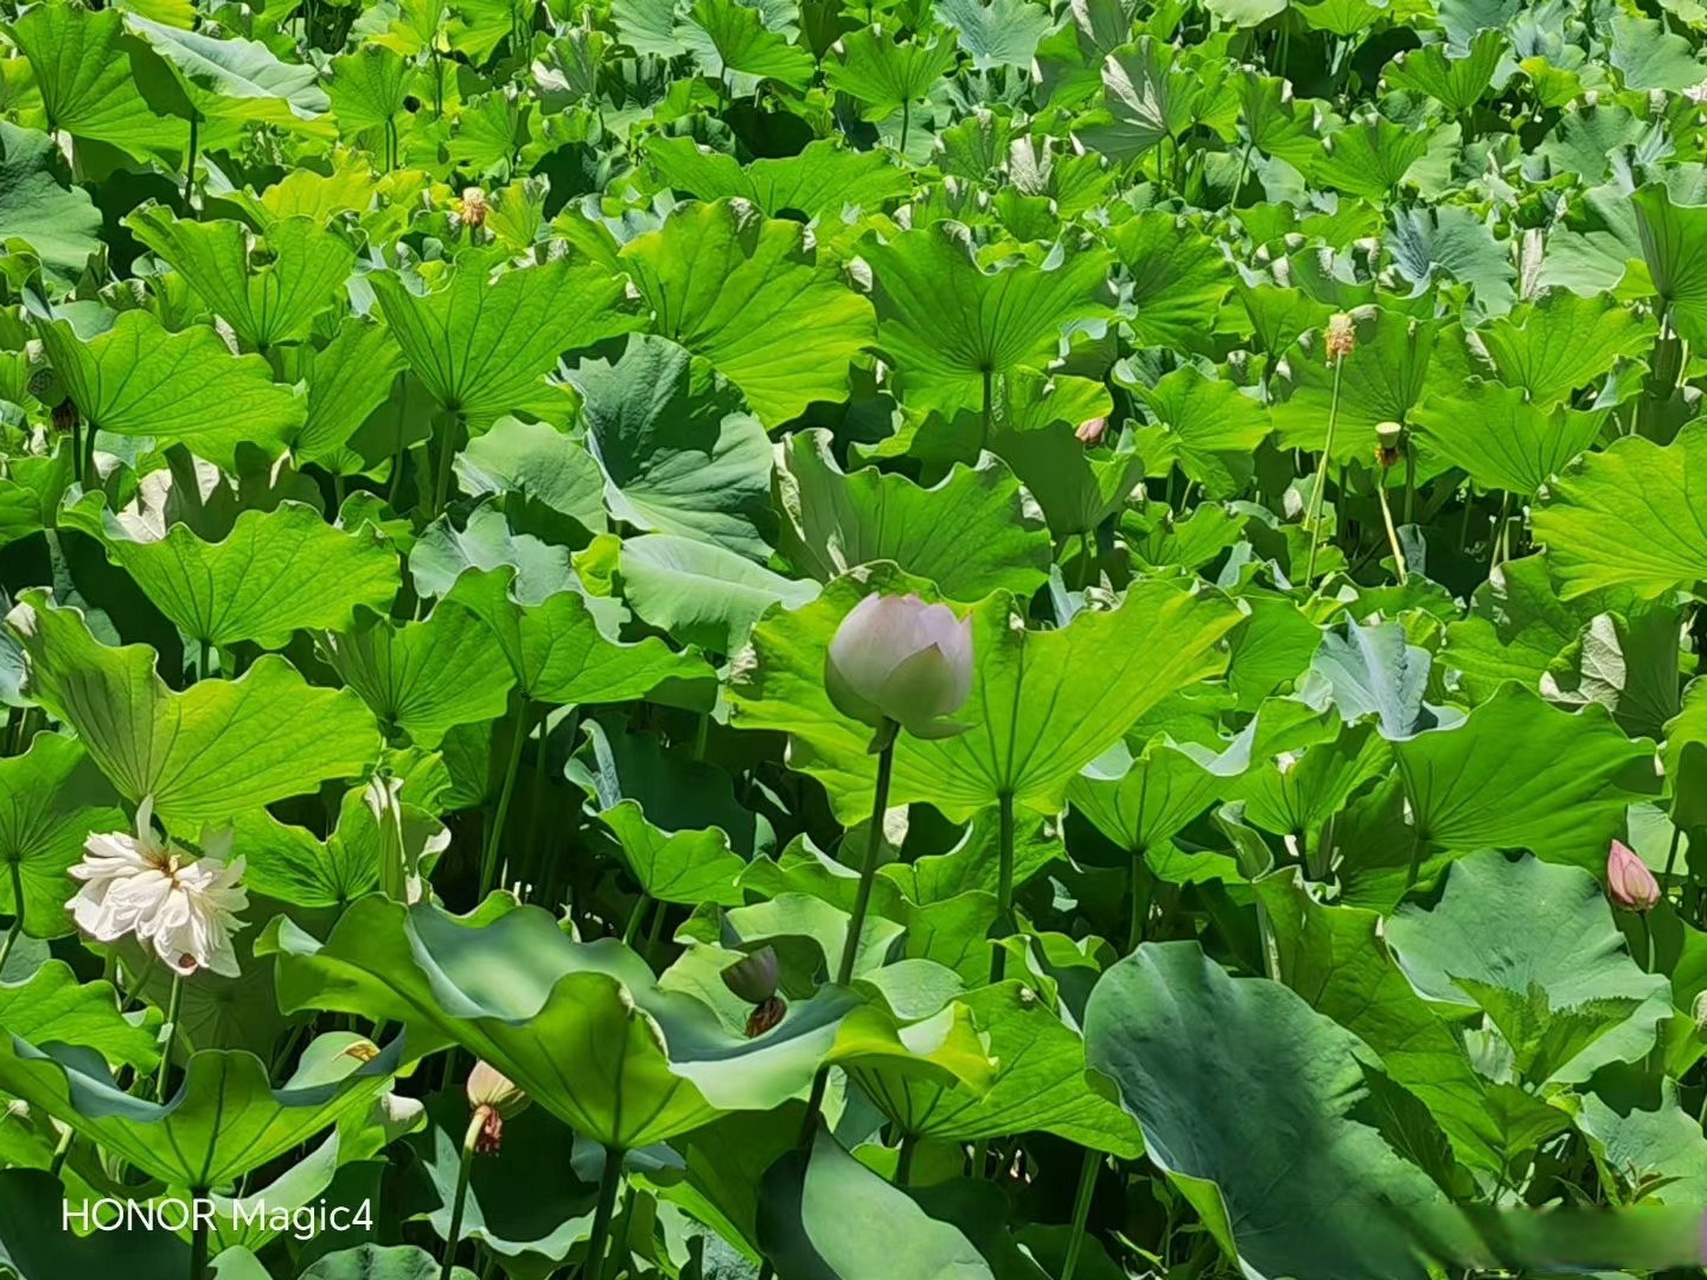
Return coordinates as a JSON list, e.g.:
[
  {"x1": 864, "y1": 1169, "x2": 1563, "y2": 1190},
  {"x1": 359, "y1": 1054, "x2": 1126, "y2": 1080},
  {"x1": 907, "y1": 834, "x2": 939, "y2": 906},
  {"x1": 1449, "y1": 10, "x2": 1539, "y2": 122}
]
[
  {"x1": 68, "y1": 798, "x2": 248, "y2": 978},
  {"x1": 825, "y1": 593, "x2": 973, "y2": 742}
]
